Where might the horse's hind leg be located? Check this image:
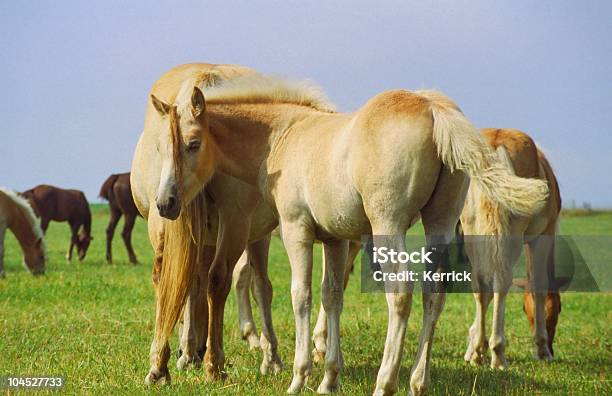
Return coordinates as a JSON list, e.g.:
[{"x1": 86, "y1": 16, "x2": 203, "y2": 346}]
[
  {"x1": 106, "y1": 205, "x2": 121, "y2": 264},
  {"x1": 122, "y1": 213, "x2": 138, "y2": 264},
  {"x1": 316, "y1": 239, "x2": 348, "y2": 394},
  {"x1": 233, "y1": 250, "x2": 260, "y2": 350},
  {"x1": 248, "y1": 235, "x2": 284, "y2": 375},
  {"x1": 0, "y1": 226, "x2": 6, "y2": 278},
  {"x1": 312, "y1": 241, "x2": 359, "y2": 363},
  {"x1": 526, "y1": 236, "x2": 554, "y2": 361},
  {"x1": 409, "y1": 168, "x2": 467, "y2": 396},
  {"x1": 464, "y1": 291, "x2": 492, "y2": 365}
]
